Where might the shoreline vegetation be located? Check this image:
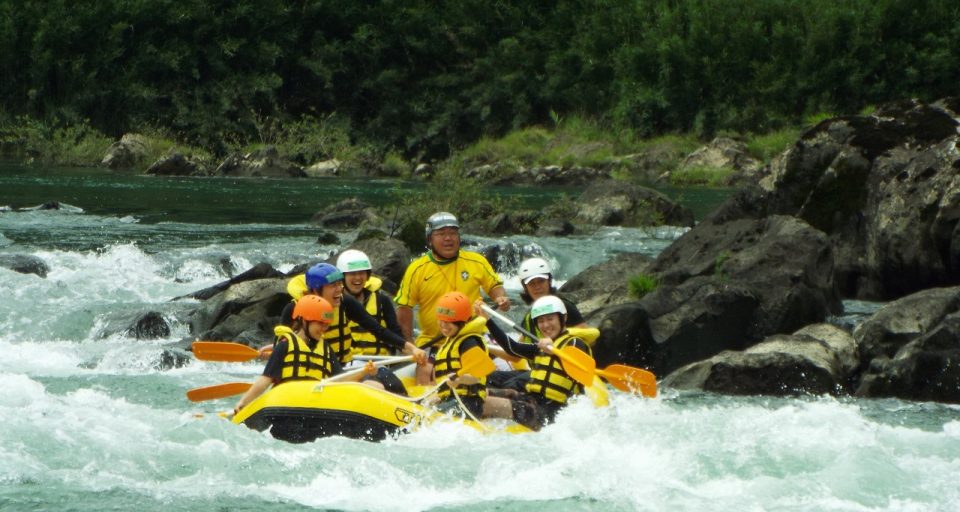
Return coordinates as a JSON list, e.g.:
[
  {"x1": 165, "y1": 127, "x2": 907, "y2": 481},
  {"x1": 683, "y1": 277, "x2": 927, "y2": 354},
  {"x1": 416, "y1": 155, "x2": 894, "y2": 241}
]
[
  {"x1": 0, "y1": 110, "x2": 821, "y2": 178},
  {"x1": 1, "y1": 1, "x2": 956, "y2": 173}
]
